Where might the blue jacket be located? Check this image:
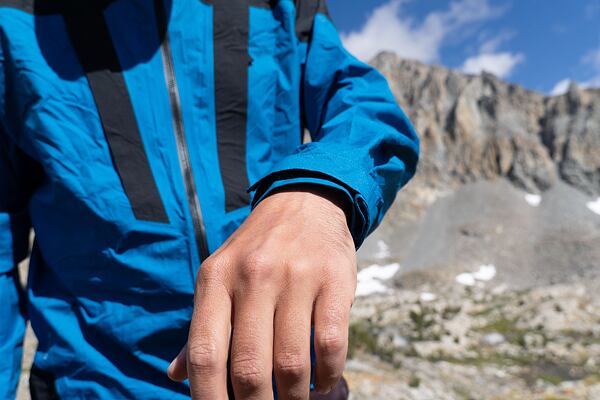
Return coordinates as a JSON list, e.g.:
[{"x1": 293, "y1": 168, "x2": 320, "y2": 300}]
[{"x1": 0, "y1": 0, "x2": 419, "y2": 398}]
